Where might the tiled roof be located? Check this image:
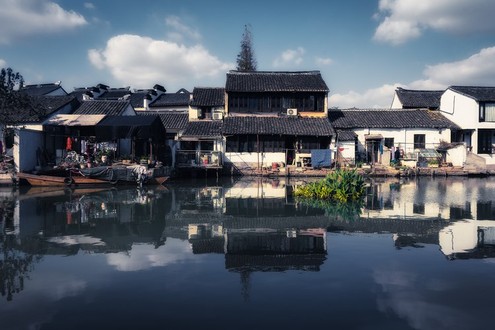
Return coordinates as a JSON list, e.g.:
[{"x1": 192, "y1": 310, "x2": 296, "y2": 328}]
[
  {"x1": 223, "y1": 116, "x2": 335, "y2": 136},
  {"x1": 138, "y1": 112, "x2": 189, "y2": 132},
  {"x1": 20, "y1": 83, "x2": 66, "y2": 96},
  {"x1": 73, "y1": 100, "x2": 131, "y2": 116},
  {"x1": 149, "y1": 92, "x2": 190, "y2": 107},
  {"x1": 336, "y1": 130, "x2": 357, "y2": 141},
  {"x1": 99, "y1": 88, "x2": 131, "y2": 100},
  {"x1": 2, "y1": 95, "x2": 78, "y2": 124},
  {"x1": 225, "y1": 71, "x2": 329, "y2": 93},
  {"x1": 395, "y1": 87, "x2": 443, "y2": 109},
  {"x1": 69, "y1": 87, "x2": 97, "y2": 101},
  {"x1": 328, "y1": 109, "x2": 460, "y2": 129},
  {"x1": 449, "y1": 86, "x2": 495, "y2": 102},
  {"x1": 130, "y1": 91, "x2": 148, "y2": 108},
  {"x1": 181, "y1": 121, "x2": 223, "y2": 138},
  {"x1": 190, "y1": 87, "x2": 225, "y2": 107}
]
